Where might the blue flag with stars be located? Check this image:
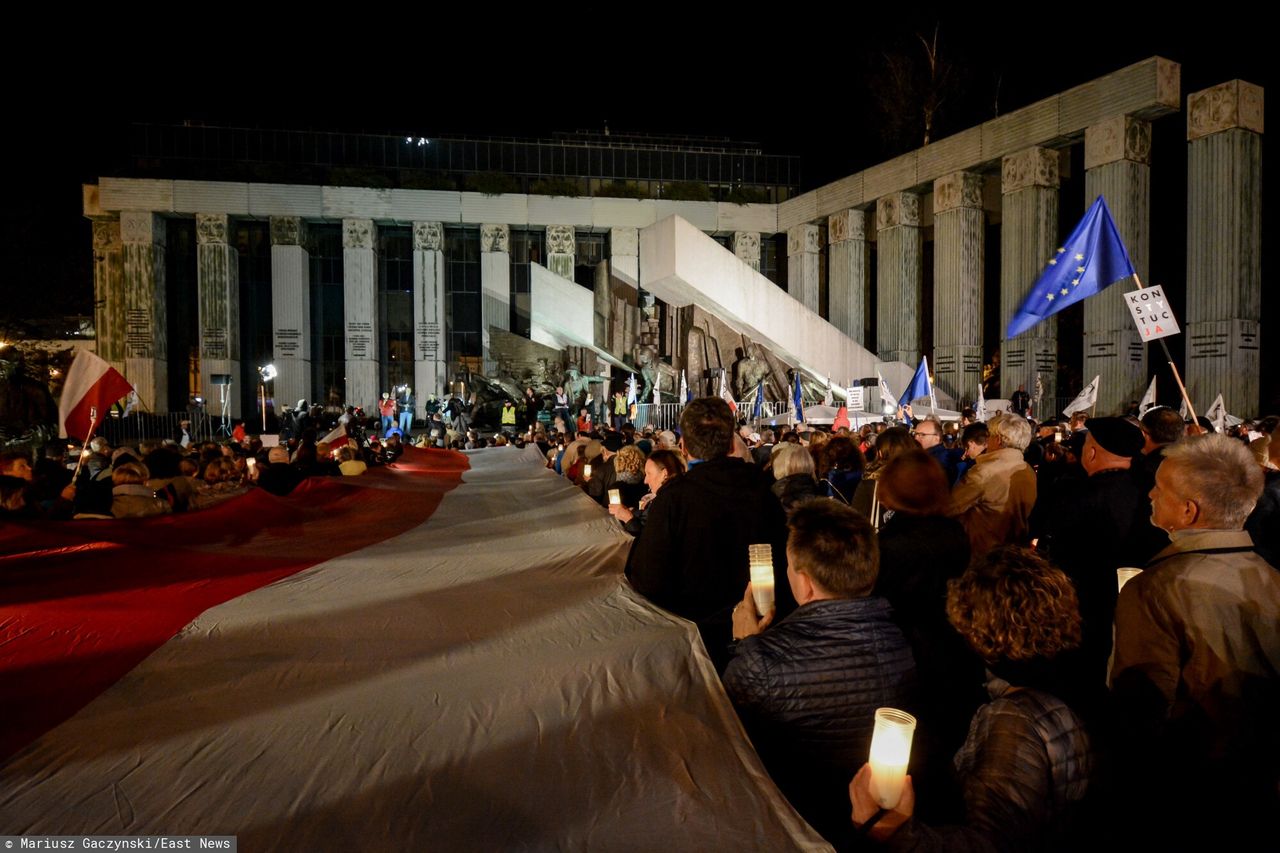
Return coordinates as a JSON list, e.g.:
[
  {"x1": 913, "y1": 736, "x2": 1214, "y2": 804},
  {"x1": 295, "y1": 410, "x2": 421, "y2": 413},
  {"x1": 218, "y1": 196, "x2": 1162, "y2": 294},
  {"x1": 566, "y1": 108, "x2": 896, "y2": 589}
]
[
  {"x1": 1006, "y1": 196, "x2": 1135, "y2": 338},
  {"x1": 752, "y1": 380, "x2": 764, "y2": 420},
  {"x1": 792, "y1": 373, "x2": 804, "y2": 424},
  {"x1": 898, "y1": 356, "x2": 931, "y2": 410}
]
